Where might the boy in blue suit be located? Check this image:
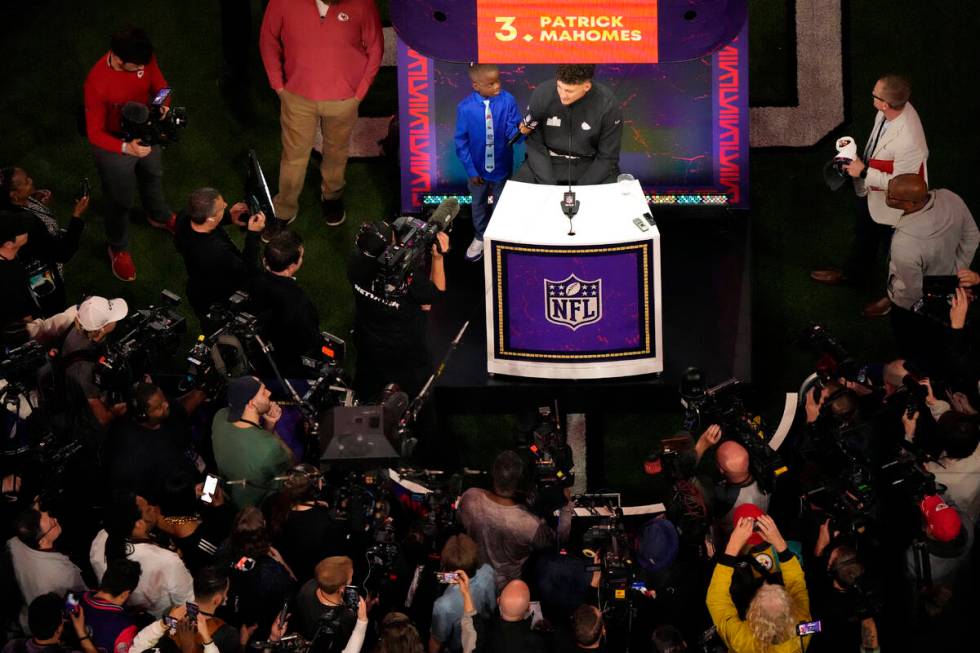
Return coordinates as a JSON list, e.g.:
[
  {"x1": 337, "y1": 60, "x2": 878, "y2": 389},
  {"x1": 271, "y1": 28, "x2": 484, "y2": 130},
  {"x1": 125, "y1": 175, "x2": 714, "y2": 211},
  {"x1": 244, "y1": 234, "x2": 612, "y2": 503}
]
[{"x1": 454, "y1": 64, "x2": 521, "y2": 262}]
